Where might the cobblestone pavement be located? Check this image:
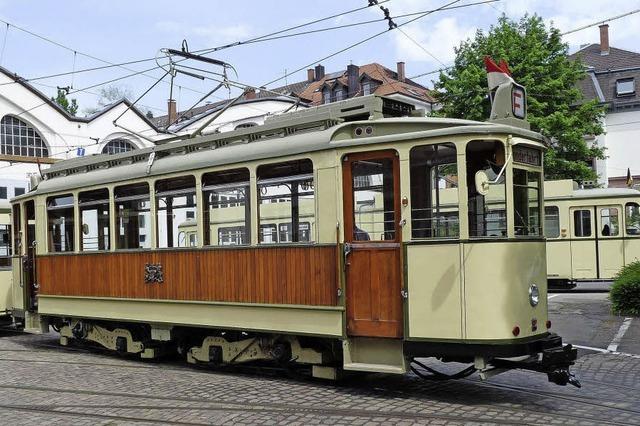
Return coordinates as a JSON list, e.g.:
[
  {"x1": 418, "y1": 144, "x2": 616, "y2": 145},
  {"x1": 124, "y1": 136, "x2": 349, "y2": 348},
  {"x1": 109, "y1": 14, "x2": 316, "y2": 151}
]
[{"x1": 0, "y1": 328, "x2": 639, "y2": 425}]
